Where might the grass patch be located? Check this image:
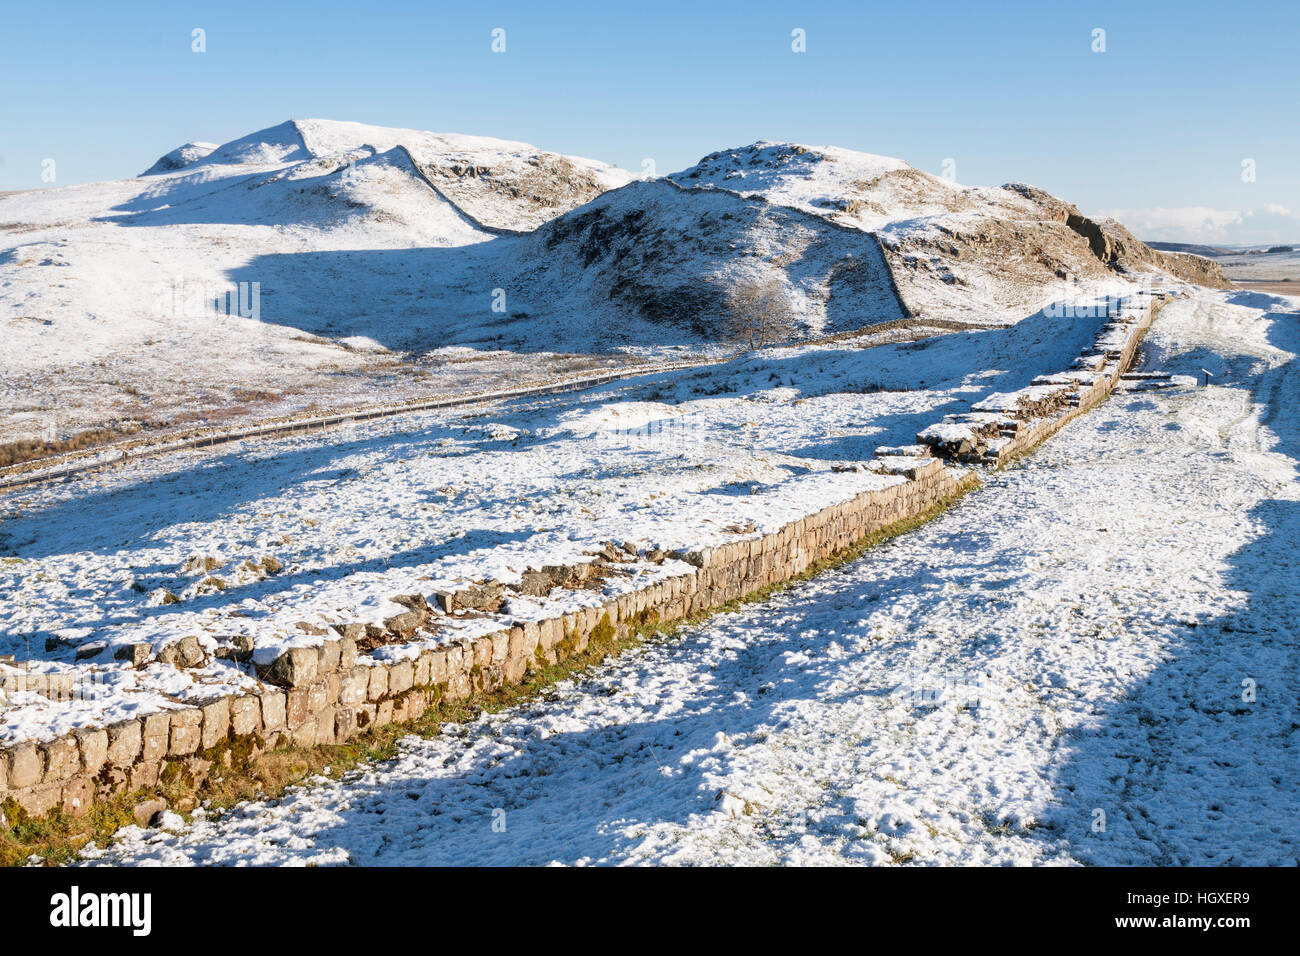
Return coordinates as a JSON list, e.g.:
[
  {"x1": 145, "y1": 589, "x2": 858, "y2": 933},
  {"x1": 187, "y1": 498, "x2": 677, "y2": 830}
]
[{"x1": 0, "y1": 425, "x2": 139, "y2": 469}]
